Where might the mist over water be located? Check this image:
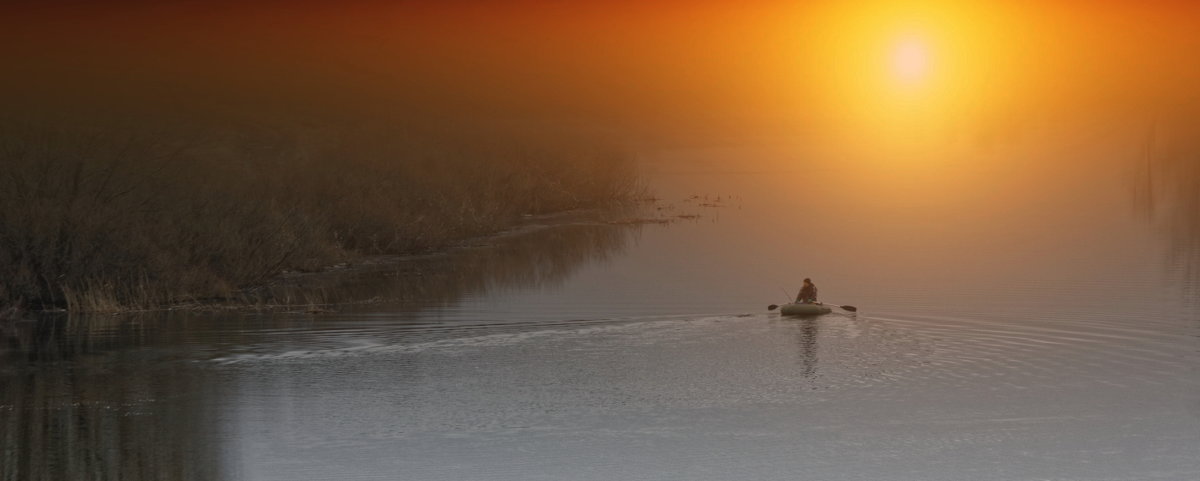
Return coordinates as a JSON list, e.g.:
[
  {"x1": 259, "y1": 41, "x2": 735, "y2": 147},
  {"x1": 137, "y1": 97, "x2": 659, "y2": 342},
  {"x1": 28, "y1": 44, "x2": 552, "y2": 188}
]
[{"x1": 5, "y1": 133, "x2": 1200, "y2": 480}]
